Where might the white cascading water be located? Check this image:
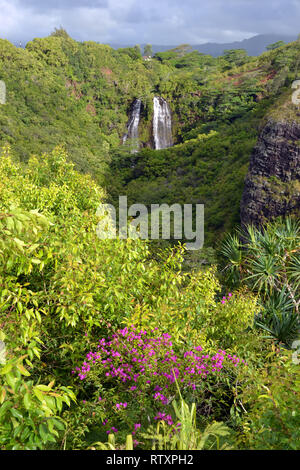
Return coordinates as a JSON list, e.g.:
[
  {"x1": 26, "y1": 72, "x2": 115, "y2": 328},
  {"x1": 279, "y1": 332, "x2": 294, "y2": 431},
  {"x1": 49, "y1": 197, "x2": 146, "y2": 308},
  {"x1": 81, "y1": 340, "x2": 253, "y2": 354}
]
[
  {"x1": 123, "y1": 99, "x2": 142, "y2": 150},
  {"x1": 153, "y1": 96, "x2": 173, "y2": 150}
]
